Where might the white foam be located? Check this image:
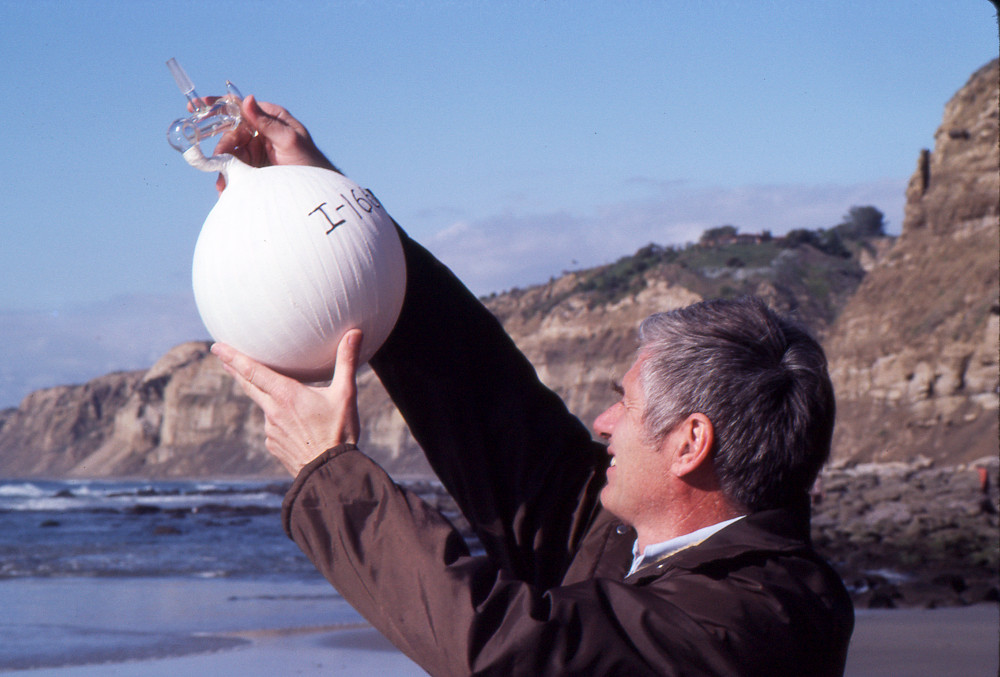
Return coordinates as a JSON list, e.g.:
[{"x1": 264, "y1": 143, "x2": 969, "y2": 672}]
[{"x1": 0, "y1": 482, "x2": 46, "y2": 498}]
